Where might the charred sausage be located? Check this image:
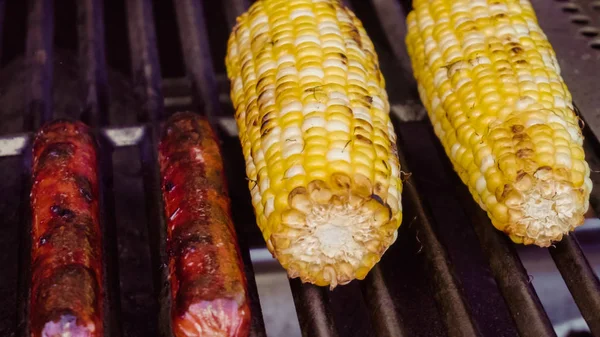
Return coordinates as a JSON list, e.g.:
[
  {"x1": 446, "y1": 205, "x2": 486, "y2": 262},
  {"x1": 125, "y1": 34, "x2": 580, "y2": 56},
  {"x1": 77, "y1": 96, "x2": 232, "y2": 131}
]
[
  {"x1": 30, "y1": 120, "x2": 104, "y2": 337},
  {"x1": 159, "y1": 112, "x2": 251, "y2": 337}
]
